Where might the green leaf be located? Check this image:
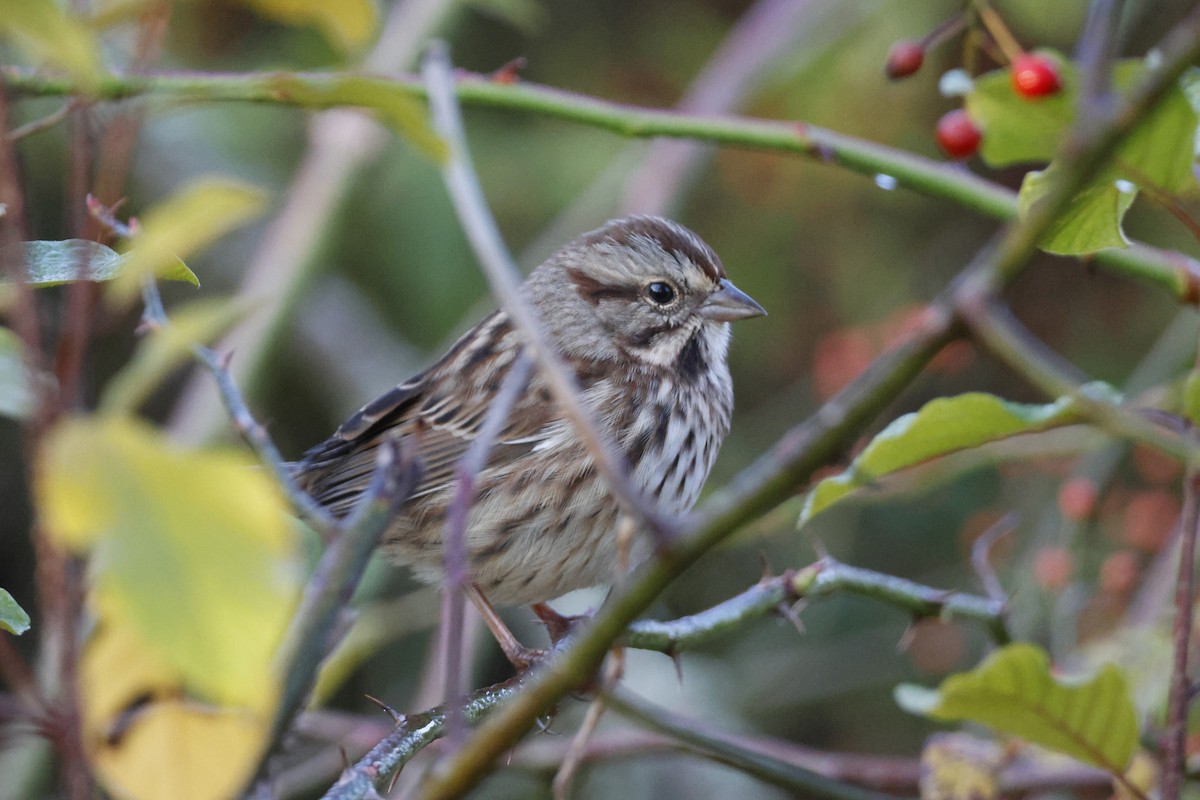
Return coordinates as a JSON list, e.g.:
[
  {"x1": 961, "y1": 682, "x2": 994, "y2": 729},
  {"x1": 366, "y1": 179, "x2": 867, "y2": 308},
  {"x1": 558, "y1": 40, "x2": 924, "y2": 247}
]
[
  {"x1": 0, "y1": 587, "x2": 30, "y2": 635},
  {"x1": 966, "y1": 50, "x2": 1074, "y2": 166},
  {"x1": 896, "y1": 643, "x2": 1139, "y2": 774},
  {"x1": 267, "y1": 75, "x2": 446, "y2": 160},
  {"x1": 0, "y1": 327, "x2": 33, "y2": 421},
  {"x1": 38, "y1": 415, "x2": 300, "y2": 707},
  {"x1": 1118, "y1": 61, "x2": 1200, "y2": 194},
  {"x1": 234, "y1": 0, "x2": 378, "y2": 51},
  {"x1": 1017, "y1": 165, "x2": 1137, "y2": 254},
  {"x1": 798, "y1": 385, "x2": 1117, "y2": 526},
  {"x1": 100, "y1": 299, "x2": 248, "y2": 415},
  {"x1": 0, "y1": 0, "x2": 102, "y2": 92},
  {"x1": 1, "y1": 240, "x2": 198, "y2": 288},
  {"x1": 111, "y1": 178, "x2": 268, "y2": 305},
  {"x1": 969, "y1": 54, "x2": 1200, "y2": 256}
]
